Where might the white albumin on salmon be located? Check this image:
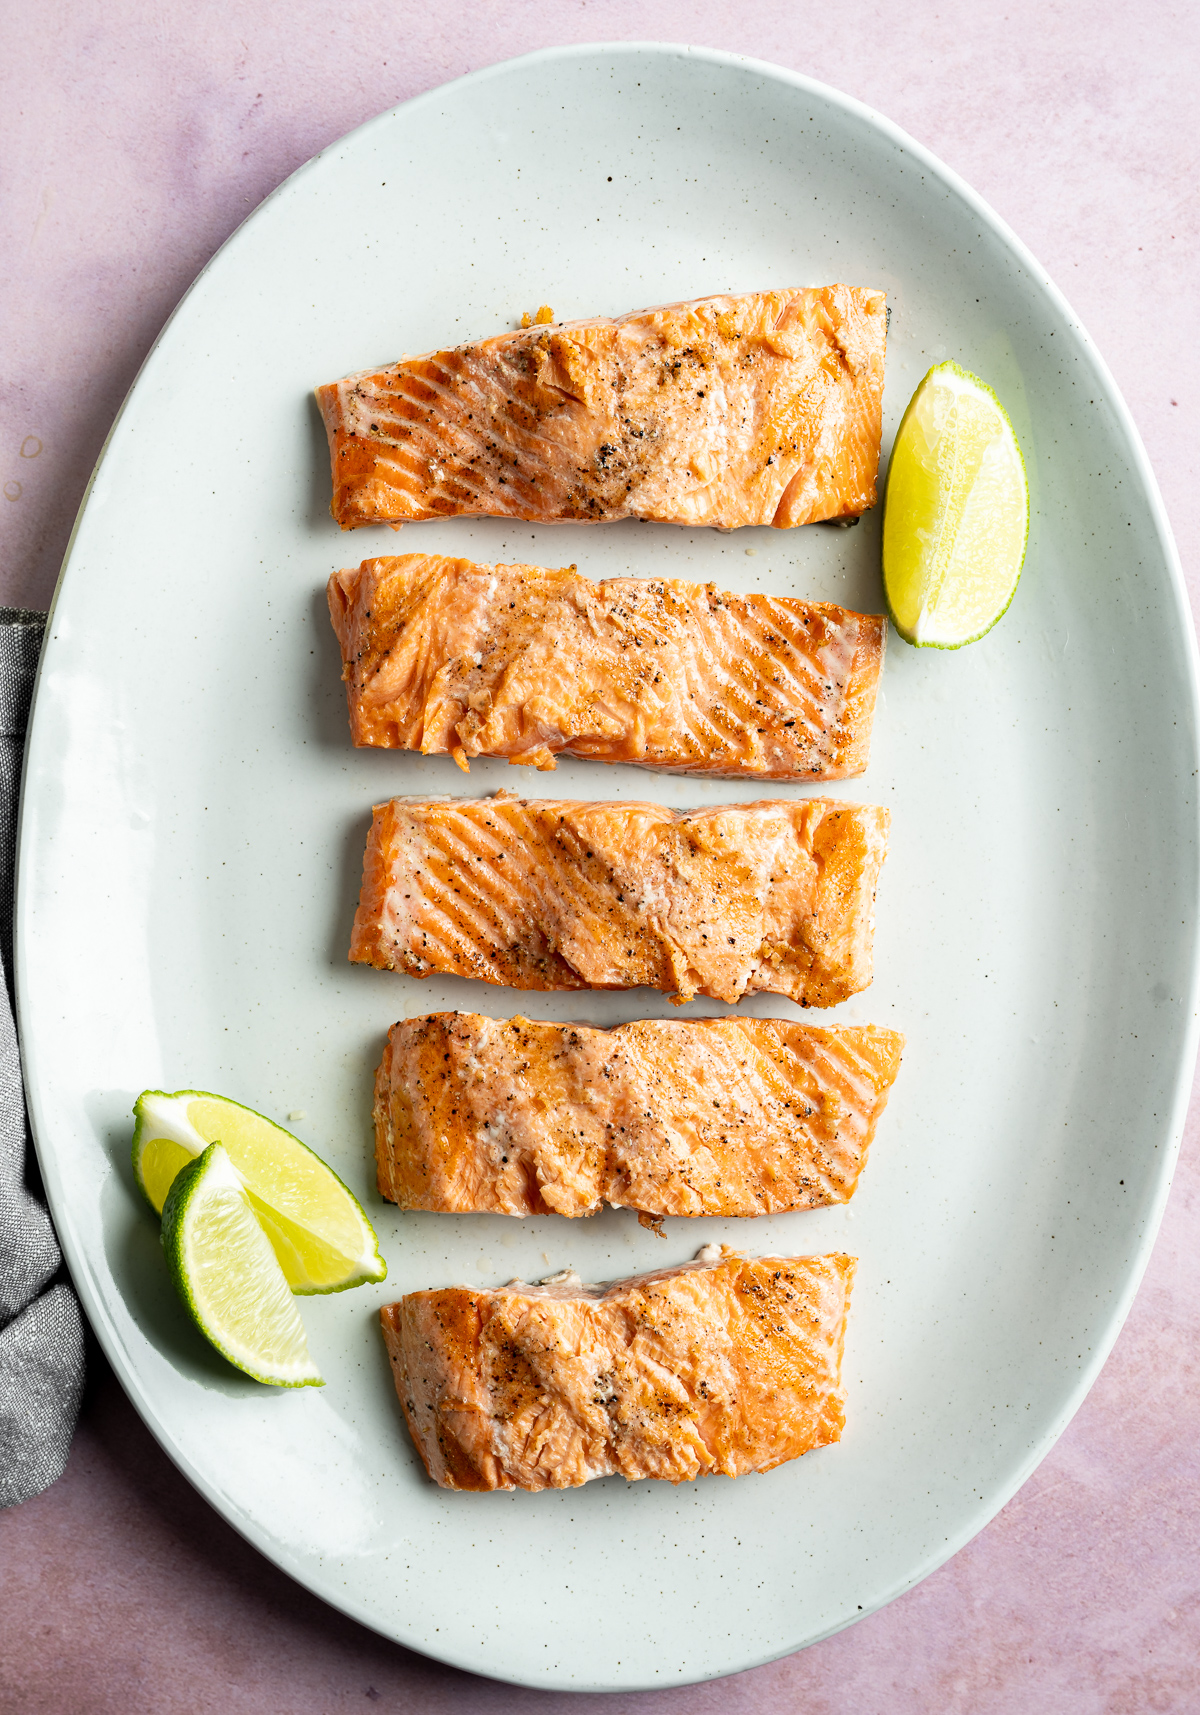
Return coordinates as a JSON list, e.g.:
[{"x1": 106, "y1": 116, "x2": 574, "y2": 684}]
[
  {"x1": 328, "y1": 555, "x2": 885, "y2": 779},
  {"x1": 382, "y1": 1247, "x2": 855, "y2": 1491},
  {"x1": 317, "y1": 288, "x2": 886, "y2": 531},
  {"x1": 375, "y1": 1012, "x2": 904, "y2": 1221},
  {"x1": 349, "y1": 792, "x2": 889, "y2": 1006}
]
